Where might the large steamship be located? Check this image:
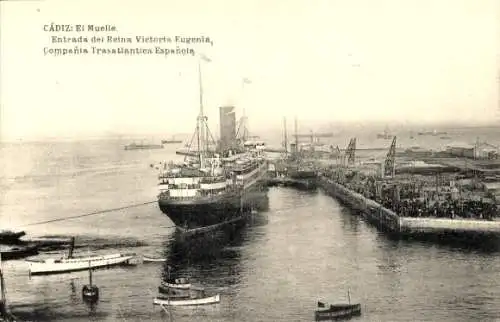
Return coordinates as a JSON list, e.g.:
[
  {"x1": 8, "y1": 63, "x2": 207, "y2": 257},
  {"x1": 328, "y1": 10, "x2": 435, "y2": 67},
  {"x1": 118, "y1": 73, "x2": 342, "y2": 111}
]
[{"x1": 157, "y1": 58, "x2": 268, "y2": 231}]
